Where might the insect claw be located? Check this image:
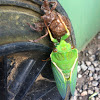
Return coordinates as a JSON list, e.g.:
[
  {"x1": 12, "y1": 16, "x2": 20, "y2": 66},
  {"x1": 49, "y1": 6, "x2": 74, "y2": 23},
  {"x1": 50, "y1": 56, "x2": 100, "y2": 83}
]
[
  {"x1": 29, "y1": 40, "x2": 34, "y2": 43},
  {"x1": 33, "y1": 40, "x2": 38, "y2": 43},
  {"x1": 42, "y1": 57, "x2": 50, "y2": 61}
]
